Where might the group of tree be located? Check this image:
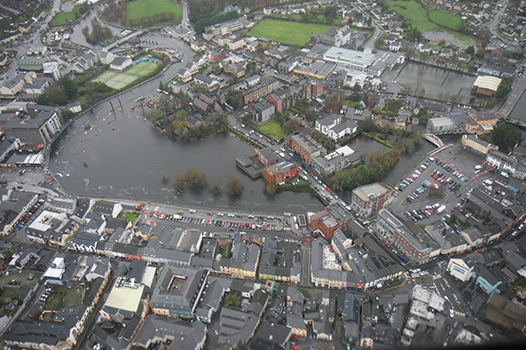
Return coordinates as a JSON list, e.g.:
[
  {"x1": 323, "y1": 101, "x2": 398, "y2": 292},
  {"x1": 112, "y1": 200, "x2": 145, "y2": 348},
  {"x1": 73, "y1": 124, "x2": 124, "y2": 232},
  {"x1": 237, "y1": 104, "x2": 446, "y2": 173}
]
[
  {"x1": 171, "y1": 168, "x2": 244, "y2": 197},
  {"x1": 327, "y1": 120, "x2": 422, "y2": 191},
  {"x1": 495, "y1": 77, "x2": 513, "y2": 99},
  {"x1": 129, "y1": 12, "x2": 177, "y2": 27},
  {"x1": 490, "y1": 119, "x2": 522, "y2": 151},
  {"x1": 82, "y1": 18, "x2": 113, "y2": 45},
  {"x1": 192, "y1": 10, "x2": 239, "y2": 34},
  {"x1": 188, "y1": 0, "x2": 281, "y2": 23},
  {"x1": 37, "y1": 76, "x2": 113, "y2": 109},
  {"x1": 100, "y1": 0, "x2": 127, "y2": 25}
]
